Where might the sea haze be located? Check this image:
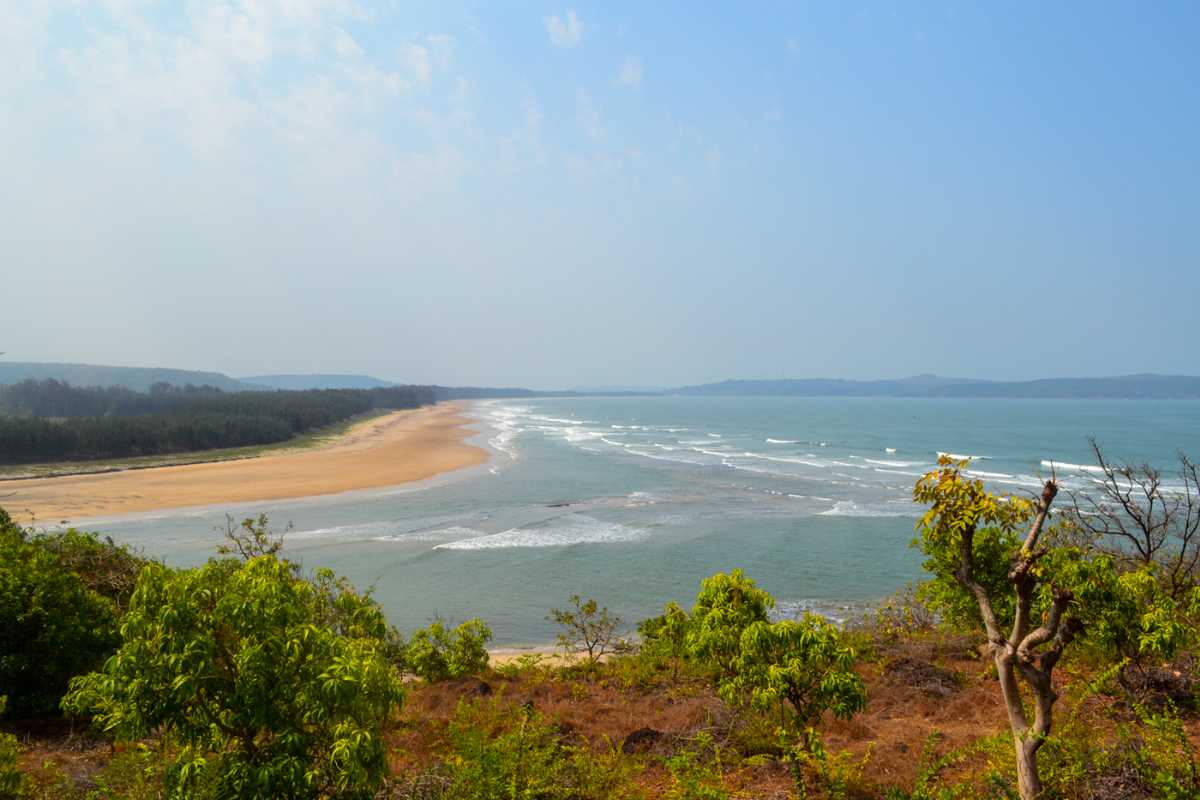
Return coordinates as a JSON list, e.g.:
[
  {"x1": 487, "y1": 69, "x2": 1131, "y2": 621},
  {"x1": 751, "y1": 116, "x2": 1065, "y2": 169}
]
[{"x1": 93, "y1": 396, "x2": 1200, "y2": 644}]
